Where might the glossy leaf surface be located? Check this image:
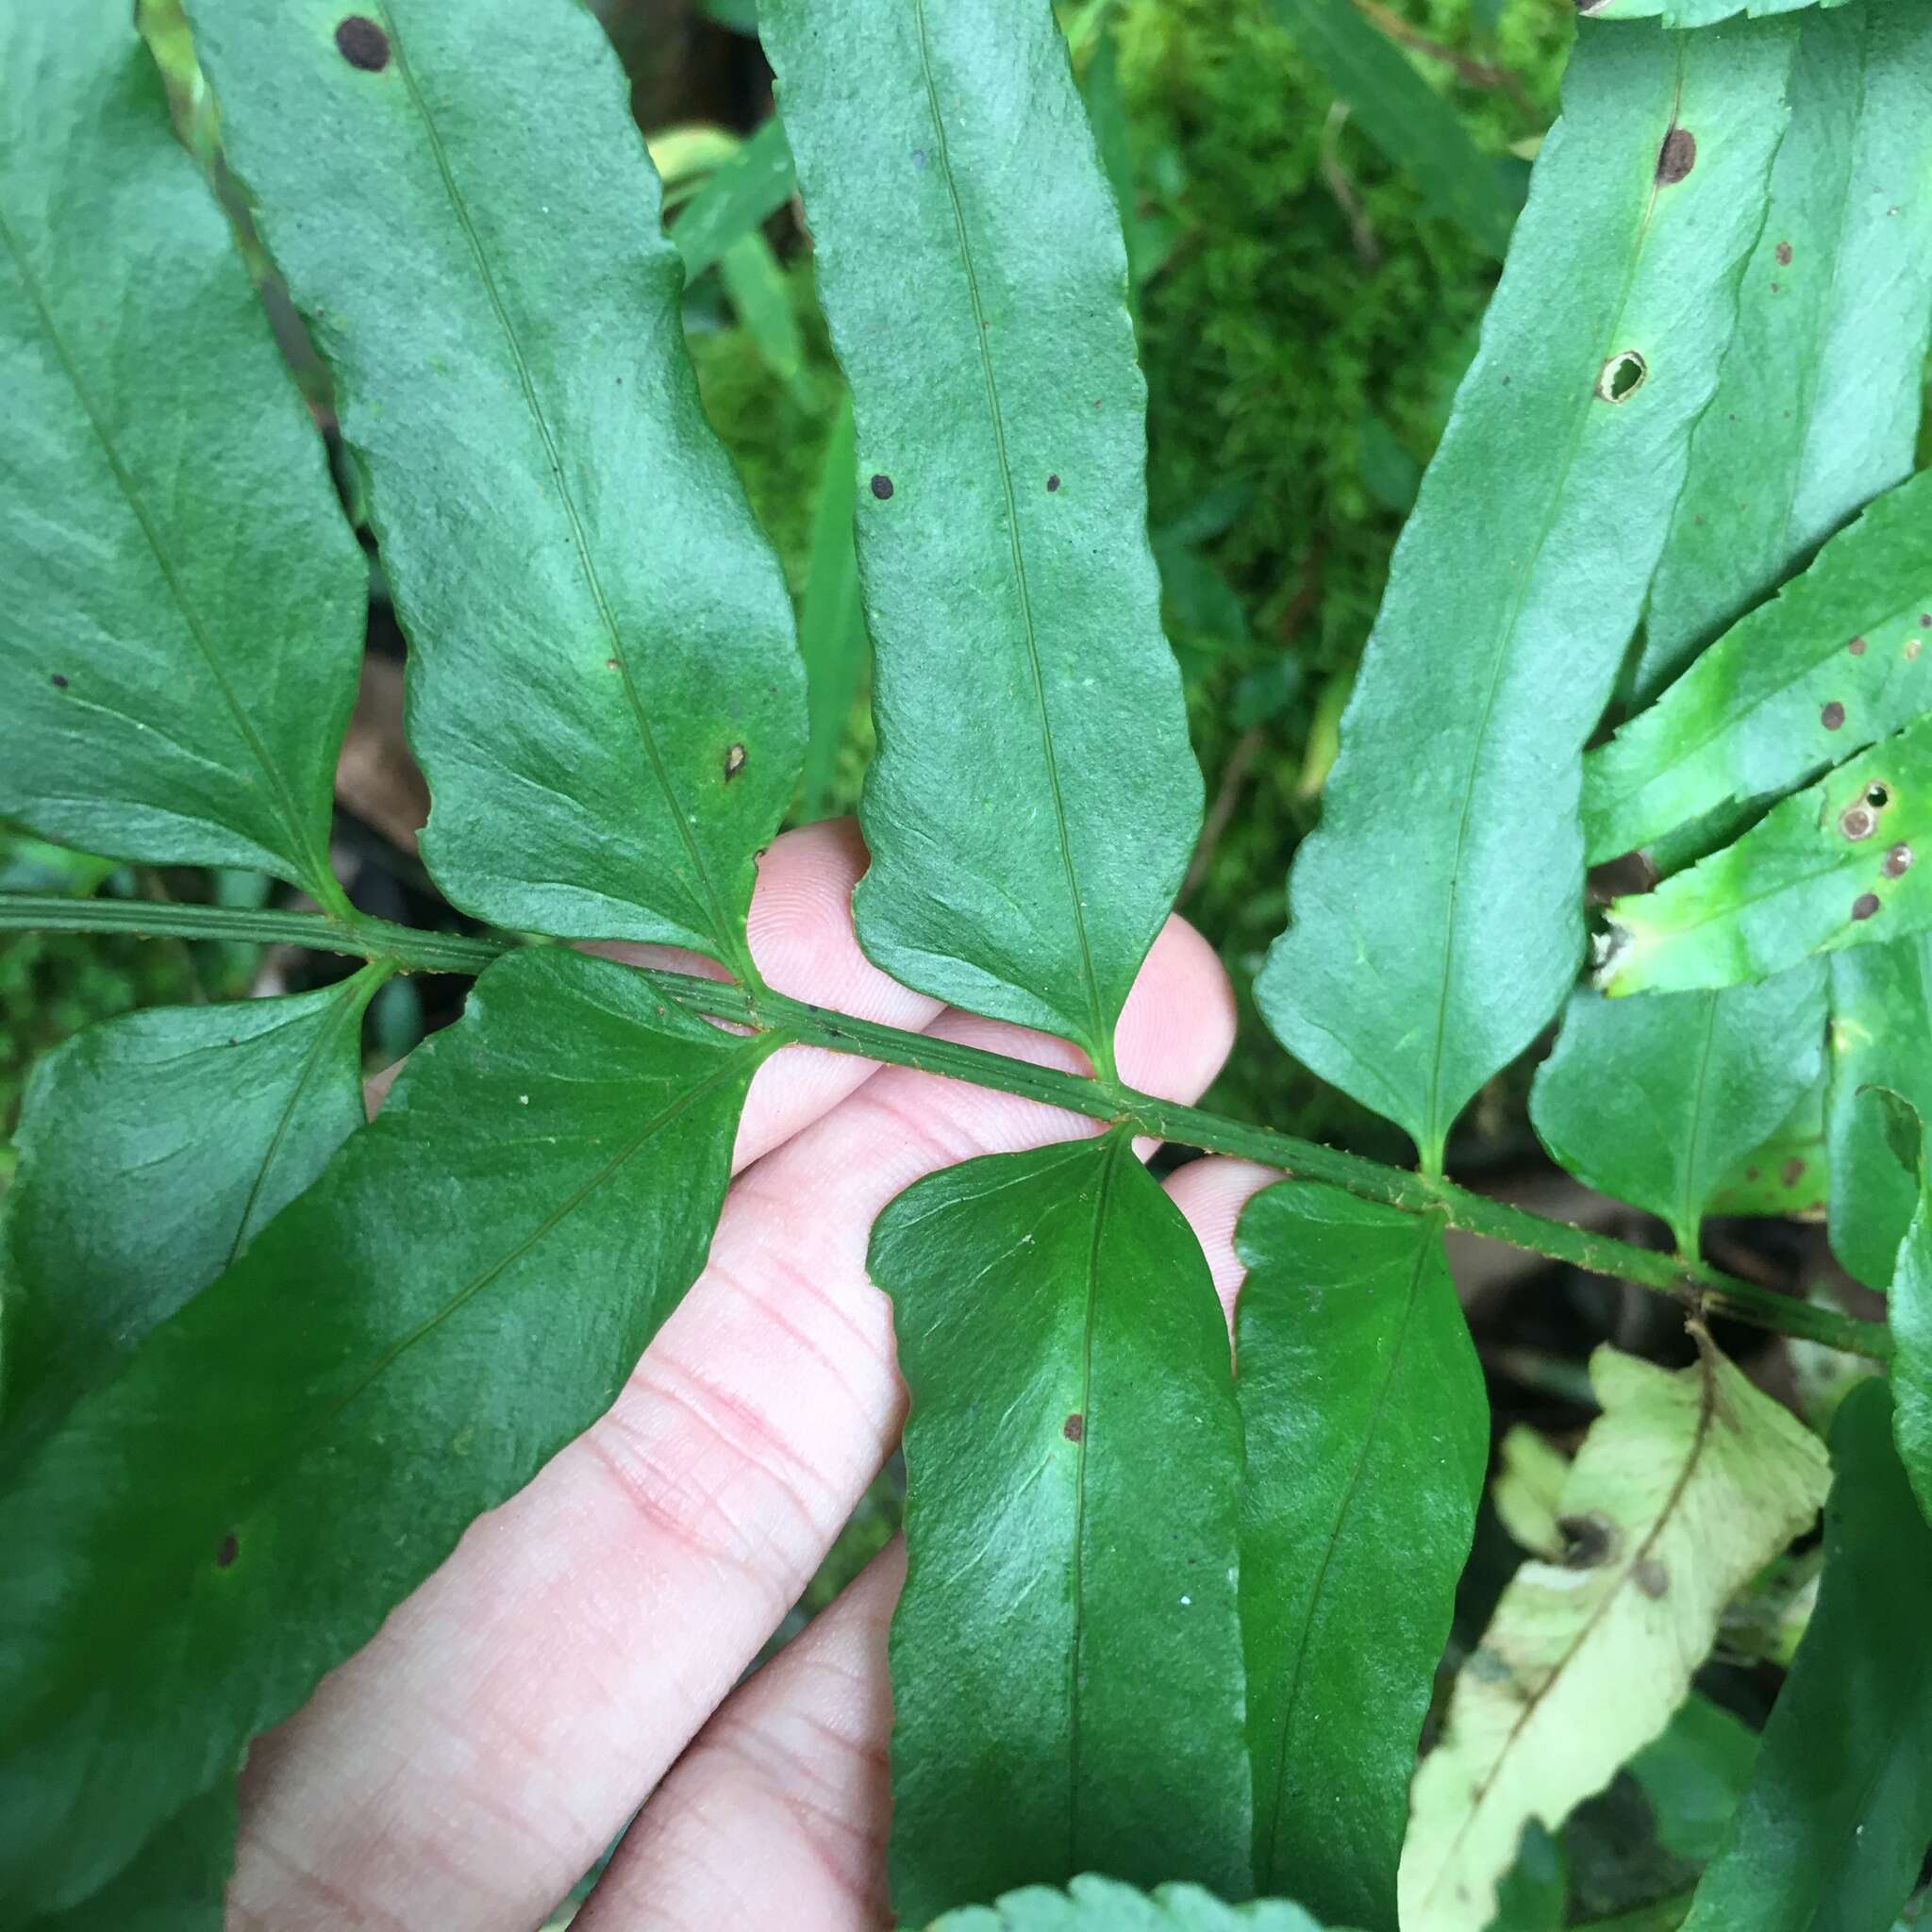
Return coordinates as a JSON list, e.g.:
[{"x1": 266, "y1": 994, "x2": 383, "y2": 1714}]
[
  {"x1": 1262, "y1": 0, "x2": 1524, "y2": 258},
  {"x1": 871, "y1": 1136, "x2": 1250, "y2": 1924},
  {"x1": 799, "y1": 394, "x2": 866, "y2": 817},
  {"x1": 1629, "y1": 0, "x2": 1932, "y2": 698},
  {"x1": 1584, "y1": 0, "x2": 1851, "y2": 23},
  {"x1": 1602, "y1": 713, "x2": 1932, "y2": 994},
  {"x1": 1827, "y1": 940, "x2": 1932, "y2": 1284},
  {"x1": 924, "y1": 1875, "x2": 1325, "y2": 1932},
  {"x1": 1682, "y1": 1379, "x2": 1932, "y2": 1932},
  {"x1": 763, "y1": 0, "x2": 1201, "y2": 1069},
  {"x1": 0, "y1": 948, "x2": 770, "y2": 1915},
  {"x1": 1257, "y1": 19, "x2": 1796, "y2": 1169},
  {"x1": 1590, "y1": 469, "x2": 1932, "y2": 861},
  {"x1": 19, "y1": 1785, "x2": 234, "y2": 1932},
  {"x1": 1234, "y1": 1184, "x2": 1485, "y2": 1931},
  {"x1": 2, "y1": 974, "x2": 380, "y2": 1457},
  {"x1": 1528, "y1": 968, "x2": 1825, "y2": 1252},
  {"x1": 0, "y1": 0, "x2": 360, "y2": 901},
  {"x1": 1399, "y1": 1346, "x2": 1828, "y2": 1932},
  {"x1": 186, "y1": 0, "x2": 805, "y2": 967}
]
